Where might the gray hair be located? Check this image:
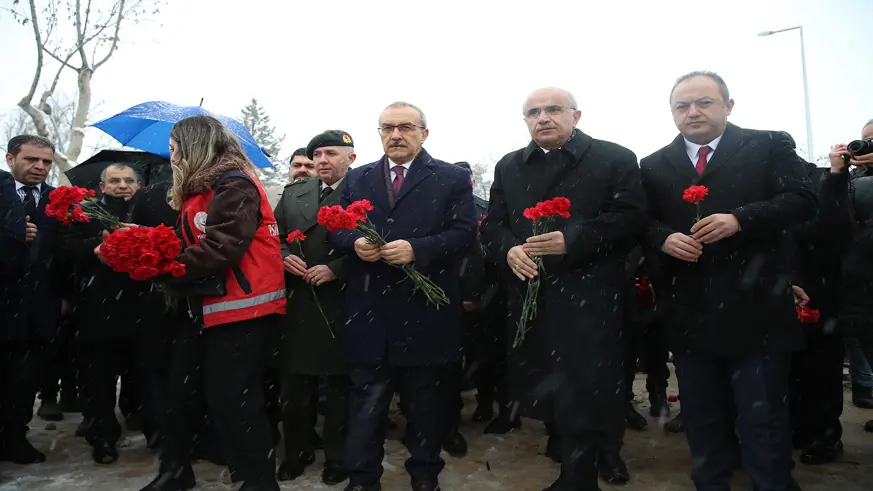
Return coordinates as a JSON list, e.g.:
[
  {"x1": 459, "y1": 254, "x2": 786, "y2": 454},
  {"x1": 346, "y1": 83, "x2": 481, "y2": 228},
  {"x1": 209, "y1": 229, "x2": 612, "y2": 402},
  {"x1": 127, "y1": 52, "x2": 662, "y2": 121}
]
[
  {"x1": 379, "y1": 101, "x2": 427, "y2": 128},
  {"x1": 100, "y1": 163, "x2": 143, "y2": 183},
  {"x1": 670, "y1": 70, "x2": 731, "y2": 104},
  {"x1": 522, "y1": 87, "x2": 579, "y2": 113}
]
